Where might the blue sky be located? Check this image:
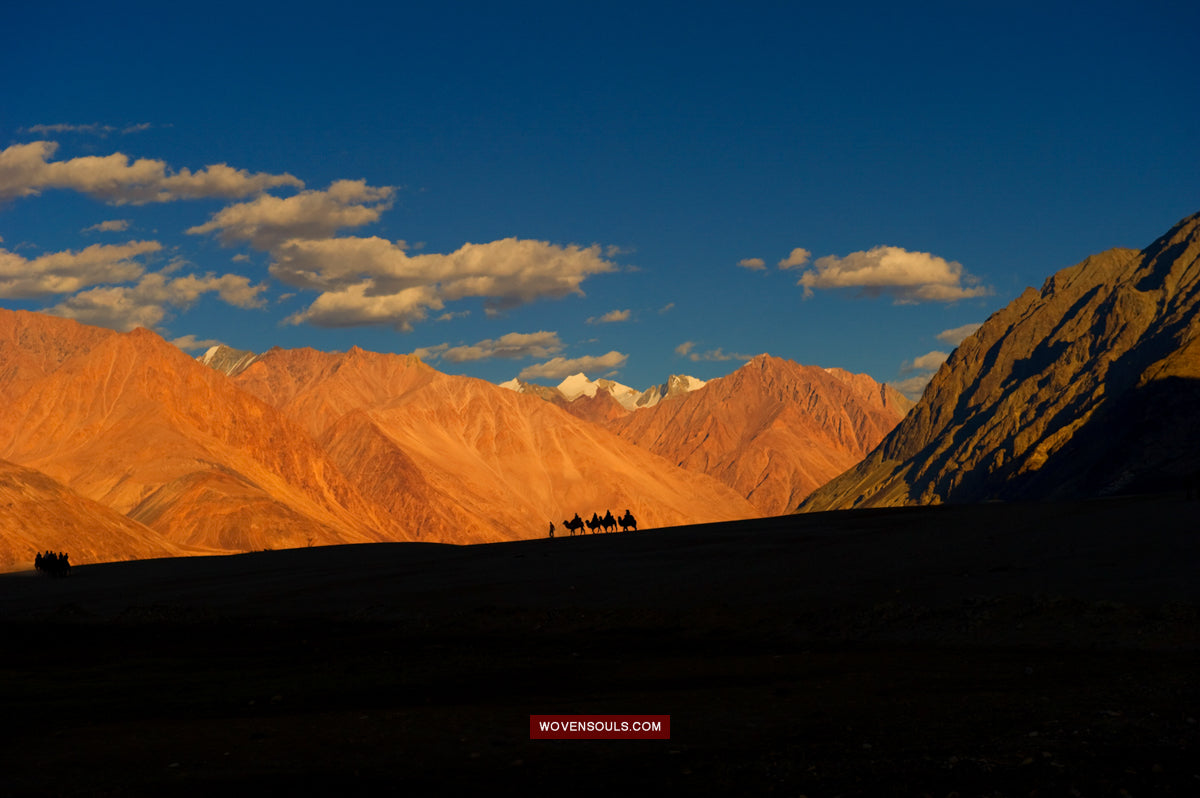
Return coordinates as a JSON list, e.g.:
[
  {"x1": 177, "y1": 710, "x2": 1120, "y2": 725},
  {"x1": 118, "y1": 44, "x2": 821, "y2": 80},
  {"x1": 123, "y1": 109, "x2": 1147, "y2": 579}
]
[{"x1": 2, "y1": 1, "x2": 1197, "y2": 398}]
